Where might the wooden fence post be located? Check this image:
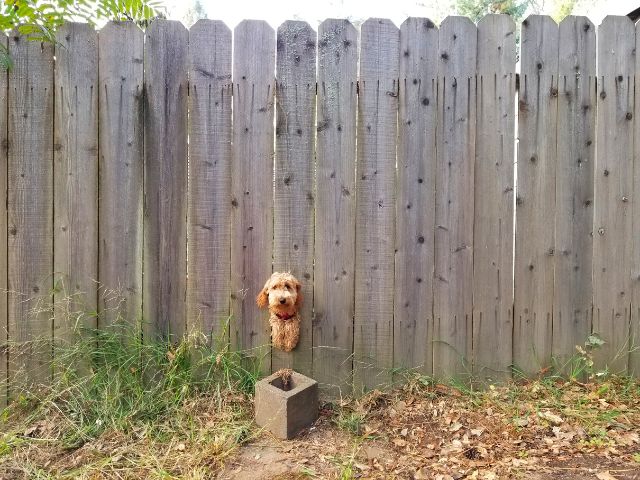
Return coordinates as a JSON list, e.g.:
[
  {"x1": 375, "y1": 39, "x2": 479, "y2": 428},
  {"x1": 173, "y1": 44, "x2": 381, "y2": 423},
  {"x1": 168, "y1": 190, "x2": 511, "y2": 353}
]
[
  {"x1": 143, "y1": 20, "x2": 189, "y2": 343},
  {"x1": 230, "y1": 20, "x2": 276, "y2": 375},
  {"x1": 593, "y1": 16, "x2": 635, "y2": 373},
  {"x1": 473, "y1": 14, "x2": 516, "y2": 382},
  {"x1": 272, "y1": 21, "x2": 316, "y2": 375},
  {"x1": 187, "y1": 20, "x2": 233, "y2": 346},
  {"x1": 433, "y1": 16, "x2": 477, "y2": 378},
  {"x1": 395, "y1": 17, "x2": 438, "y2": 377},
  {"x1": 514, "y1": 16, "x2": 558, "y2": 376},
  {"x1": 553, "y1": 16, "x2": 596, "y2": 373},
  {"x1": 313, "y1": 19, "x2": 358, "y2": 395}
]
